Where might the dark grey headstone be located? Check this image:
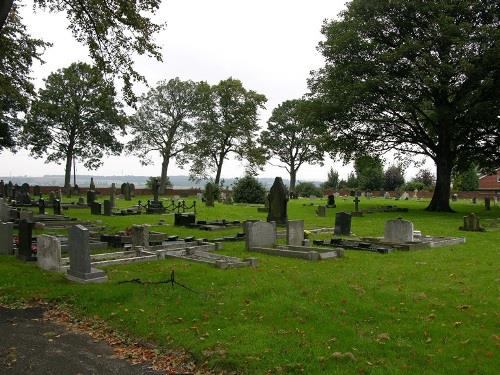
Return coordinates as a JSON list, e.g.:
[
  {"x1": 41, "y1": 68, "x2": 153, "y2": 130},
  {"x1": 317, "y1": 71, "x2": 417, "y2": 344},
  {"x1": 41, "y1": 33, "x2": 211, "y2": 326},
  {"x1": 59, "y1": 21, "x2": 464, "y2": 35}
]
[
  {"x1": 53, "y1": 199, "x2": 61, "y2": 215},
  {"x1": 18, "y1": 220, "x2": 35, "y2": 261},
  {"x1": 485, "y1": 197, "x2": 491, "y2": 210},
  {"x1": 267, "y1": 177, "x2": 288, "y2": 224},
  {"x1": 67, "y1": 225, "x2": 107, "y2": 282},
  {"x1": 90, "y1": 202, "x2": 102, "y2": 215},
  {"x1": 103, "y1": 200, "x2": 112, "y2": 216},
  {"x1": 334, "y1": 212, "x2": 351, "y2": 235},
  {"x1": 0, "y1": 222, "x2": 14, "y2": 255},
  {"x1": 205, "y1": 183, "x2": 215, "y2": 207},
  {"x1": 86, "y1": 190, "x2": 96, "y2": 206}
]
